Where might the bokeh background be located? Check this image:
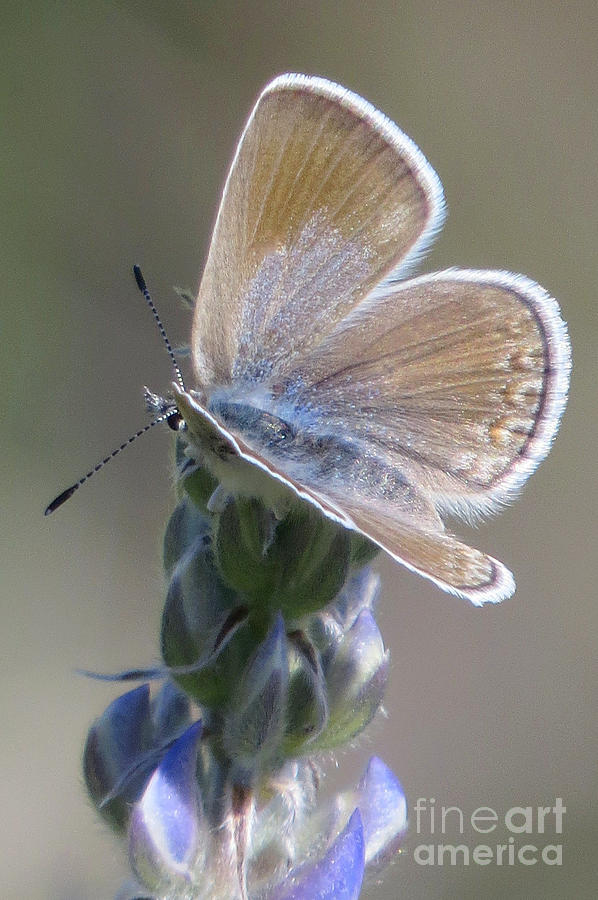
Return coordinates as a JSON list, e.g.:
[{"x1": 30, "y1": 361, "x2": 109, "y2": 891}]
[{"x1": 2, "y1": 2, "x2": 596, "y2": 898}]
